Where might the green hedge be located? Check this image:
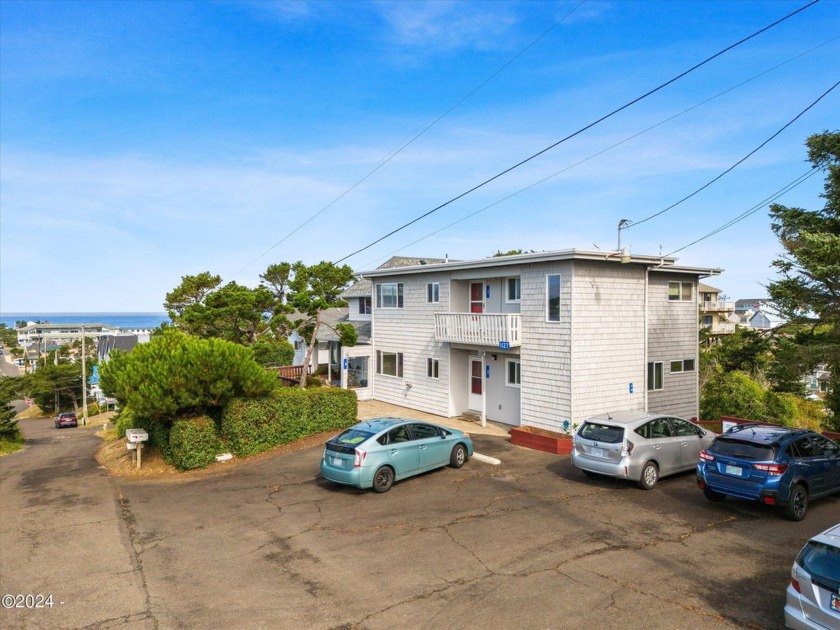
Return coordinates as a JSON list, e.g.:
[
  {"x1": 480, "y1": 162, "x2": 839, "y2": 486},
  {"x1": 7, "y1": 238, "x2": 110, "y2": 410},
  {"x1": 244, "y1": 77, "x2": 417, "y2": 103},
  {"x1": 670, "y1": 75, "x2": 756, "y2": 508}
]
[
  {"x1": 169, "y1": 416, "x2": 222, "y2": 470},
  {"x1": 115, "y1": 407, "x2": 172, "y2": 460},
  {"x1": 221, "y1": 388, "x2": 357, "y2": 457}
]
